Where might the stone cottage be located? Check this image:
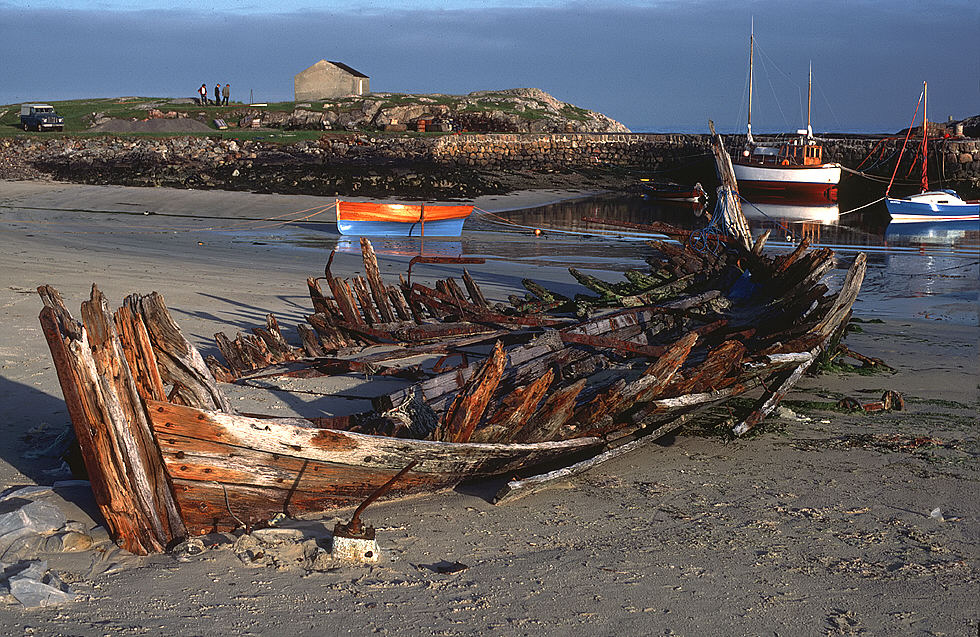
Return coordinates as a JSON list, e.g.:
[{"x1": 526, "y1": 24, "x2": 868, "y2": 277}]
[{"x1": 294, "y1": 60, "x2": 370, "y2": 102}]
